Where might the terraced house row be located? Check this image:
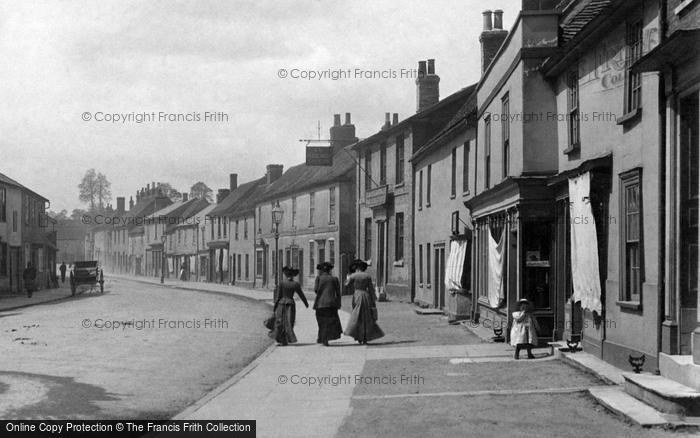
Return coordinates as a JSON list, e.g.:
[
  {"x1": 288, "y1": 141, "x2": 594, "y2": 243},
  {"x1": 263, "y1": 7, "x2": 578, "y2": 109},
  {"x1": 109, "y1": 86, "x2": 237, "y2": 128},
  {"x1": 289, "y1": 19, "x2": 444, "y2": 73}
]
[{"x1": 84, "y1": 0, "x2": 699, "y2": 390}]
